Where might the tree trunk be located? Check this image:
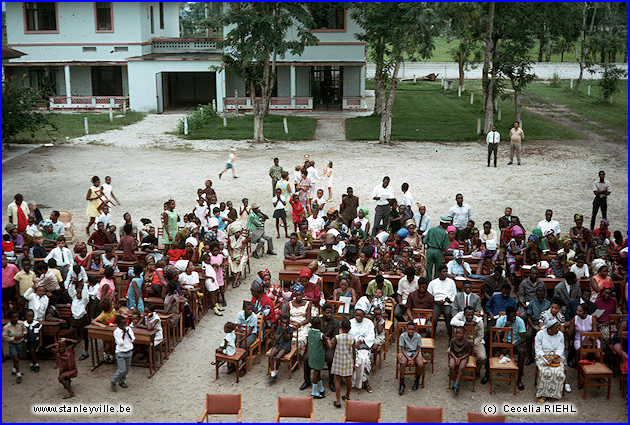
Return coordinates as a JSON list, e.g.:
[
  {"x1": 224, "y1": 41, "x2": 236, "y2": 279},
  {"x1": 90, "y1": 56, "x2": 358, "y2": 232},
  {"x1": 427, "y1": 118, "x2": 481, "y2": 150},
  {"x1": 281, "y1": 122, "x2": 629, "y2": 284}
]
[
  {"x1": 574, "y1": 62, "x2": 584, "y2": 94},
  {"x1": 514, "y1": 89, "x2": 521, "y2": 123},
  {"x1": 574, "y1": 3, "x2": 597, "y2": 95},
  {"x1": 458, "y1": 52, "x2": 465, "y2": 91},
  {"x1": 379, "y1": 61, "x2": 401, "y2": 145},
  {"x1": 544, "y1": 37, "x2": 552, "y2": 62},
  {"x1": 537, "y1": 41, "x2": 544, "y2": 62},
  {"x1": 253, "y1": 109, "x2": 265, "y2": 142},
  {"x1": 561, "y1": 51, "x2": 564, "y2": 62},
  {"x1": 373, "y1": 45, "x2": 386, "y2": 116},
  {"x1": 482, "y1": 2, "x2": 495, "y2": 133}
]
